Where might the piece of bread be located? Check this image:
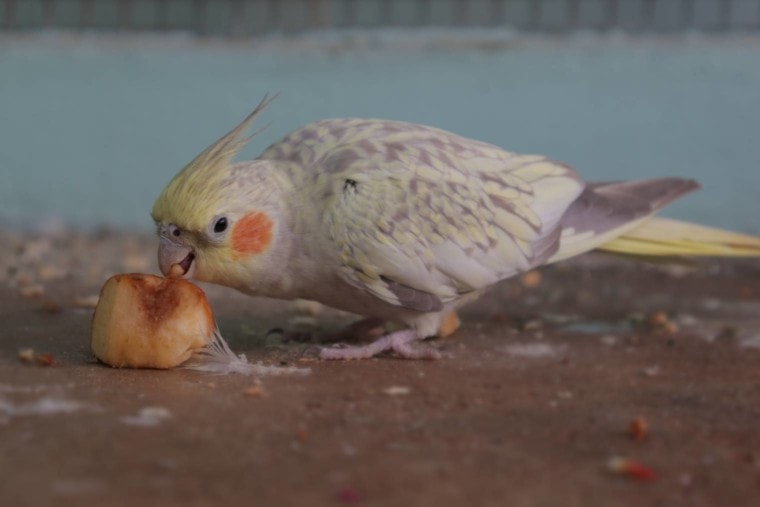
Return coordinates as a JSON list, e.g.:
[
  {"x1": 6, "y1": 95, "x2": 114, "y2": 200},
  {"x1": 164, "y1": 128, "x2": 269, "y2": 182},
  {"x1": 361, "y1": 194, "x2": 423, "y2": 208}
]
[{"x1": 91, "y1": 274, "x2": 215, "y2": 369}]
